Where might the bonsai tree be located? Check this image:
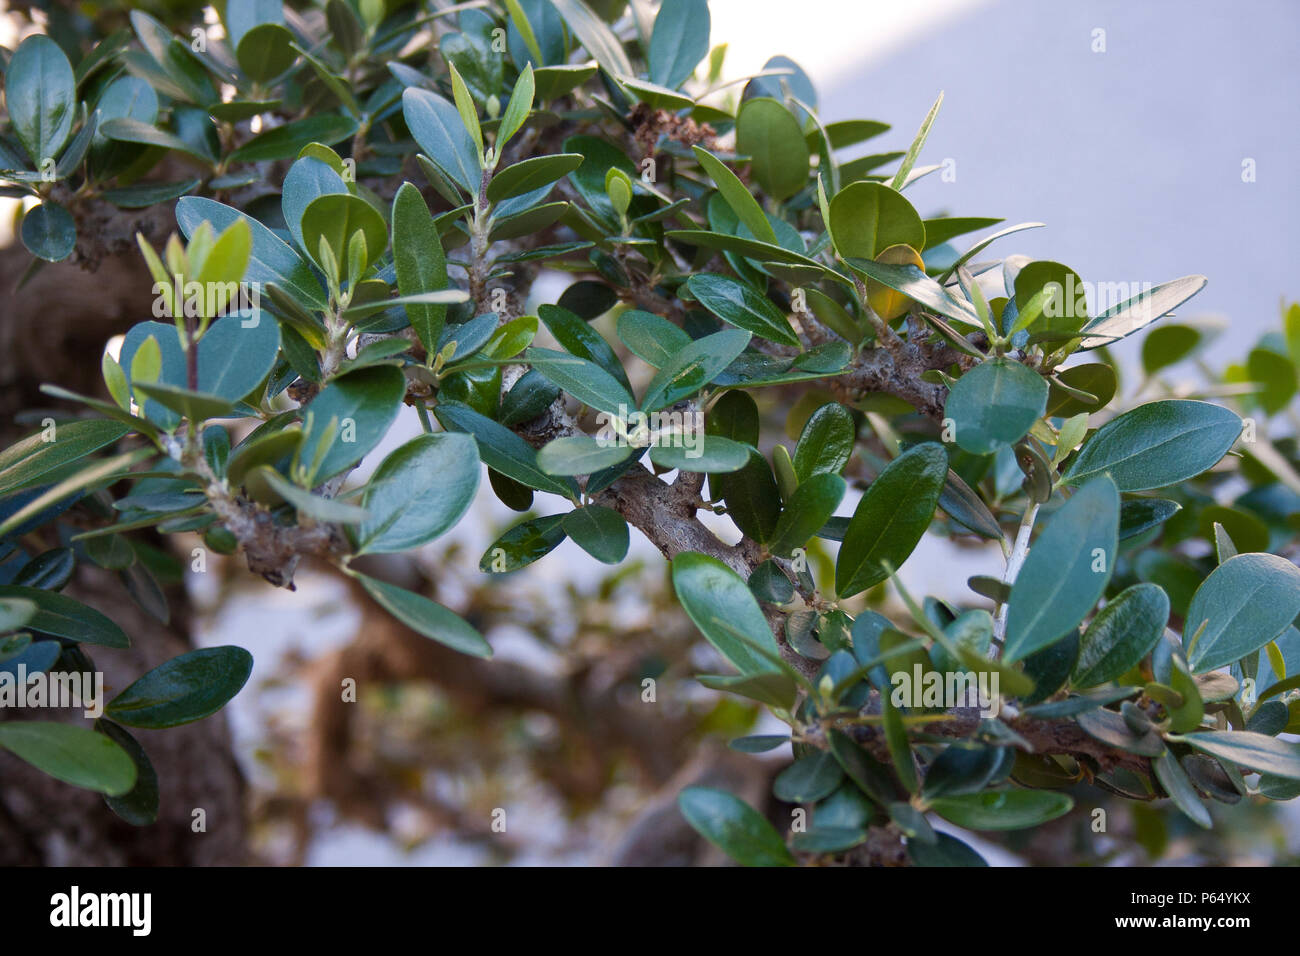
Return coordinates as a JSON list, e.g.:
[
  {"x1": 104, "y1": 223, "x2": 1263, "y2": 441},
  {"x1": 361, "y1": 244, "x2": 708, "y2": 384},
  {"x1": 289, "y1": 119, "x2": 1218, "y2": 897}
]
[{"x1": 1, "y1": 0, "x2": 1298, "y2": 867}]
